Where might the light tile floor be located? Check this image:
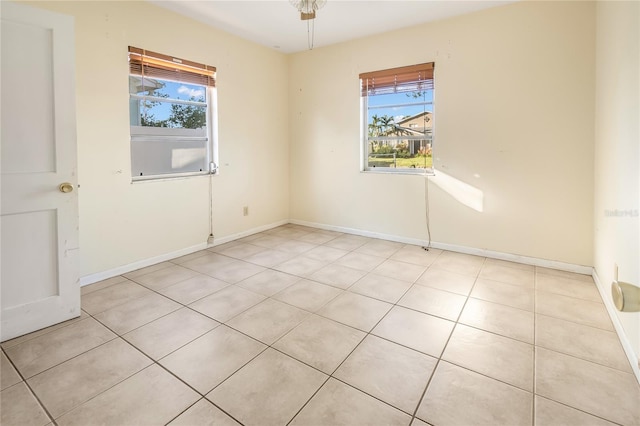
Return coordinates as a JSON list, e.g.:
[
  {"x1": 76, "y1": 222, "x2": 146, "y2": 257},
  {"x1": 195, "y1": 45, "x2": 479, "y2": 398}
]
[{"x1": 2, "y1": 224, "x2": 639, "y2": 426}]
